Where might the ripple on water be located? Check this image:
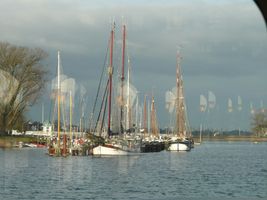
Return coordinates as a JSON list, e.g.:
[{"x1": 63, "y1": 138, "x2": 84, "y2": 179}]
[{"x1": 1, "y1": 142, "x2": 267, "y2": 200}]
